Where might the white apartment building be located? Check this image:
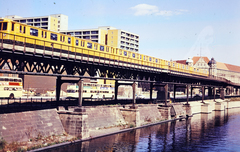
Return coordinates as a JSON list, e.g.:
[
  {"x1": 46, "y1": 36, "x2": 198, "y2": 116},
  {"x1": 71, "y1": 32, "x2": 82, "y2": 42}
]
[
  {"x1": 60, "y1": 26, "x2": 140, "y2": 52},
  {"x1": 4, "y1": 14, "x2": 68, "y2": 32}
]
